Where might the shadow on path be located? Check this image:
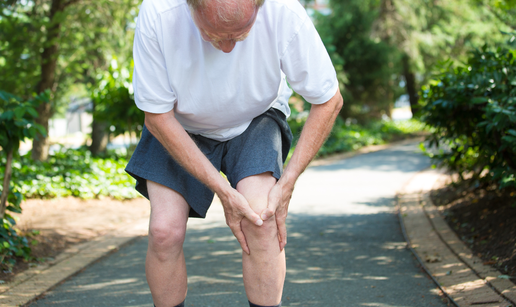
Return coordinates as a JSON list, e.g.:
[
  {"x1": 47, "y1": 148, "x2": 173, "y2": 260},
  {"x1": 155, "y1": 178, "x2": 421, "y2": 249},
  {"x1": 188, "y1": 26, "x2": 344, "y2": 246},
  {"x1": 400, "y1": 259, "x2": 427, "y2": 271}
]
[{"x1": 30, "y1": 205, "x2": 446, "y2": 307}]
